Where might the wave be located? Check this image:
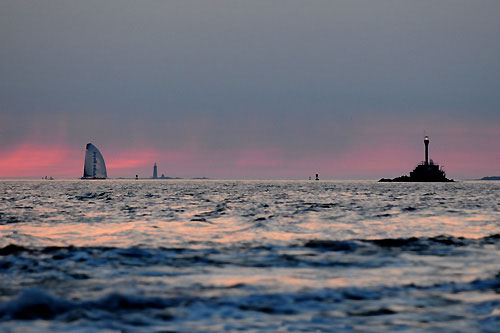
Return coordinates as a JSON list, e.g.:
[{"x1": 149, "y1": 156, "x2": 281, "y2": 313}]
[
  {"x1": 0, "y1": 234, "x2": 499, "y2": 273},
  {"x1": 1, "y1": 234, "x2": 499, "y2": 256},
  {"x1": 0, "y1": 288, "x2": 176, "y2": 321},
  {"x1": 304, "y1": 234, "x2": 500, "y2": 252},
  {"x1": 1, "y1": 271, "x2": 499, "y2": 322}
]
